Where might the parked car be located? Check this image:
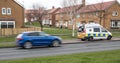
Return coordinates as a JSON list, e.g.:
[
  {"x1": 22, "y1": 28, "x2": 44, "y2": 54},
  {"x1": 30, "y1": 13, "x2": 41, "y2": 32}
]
[{"x1": 16, "y1": 31, "x2": 62, "y2": 49}]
